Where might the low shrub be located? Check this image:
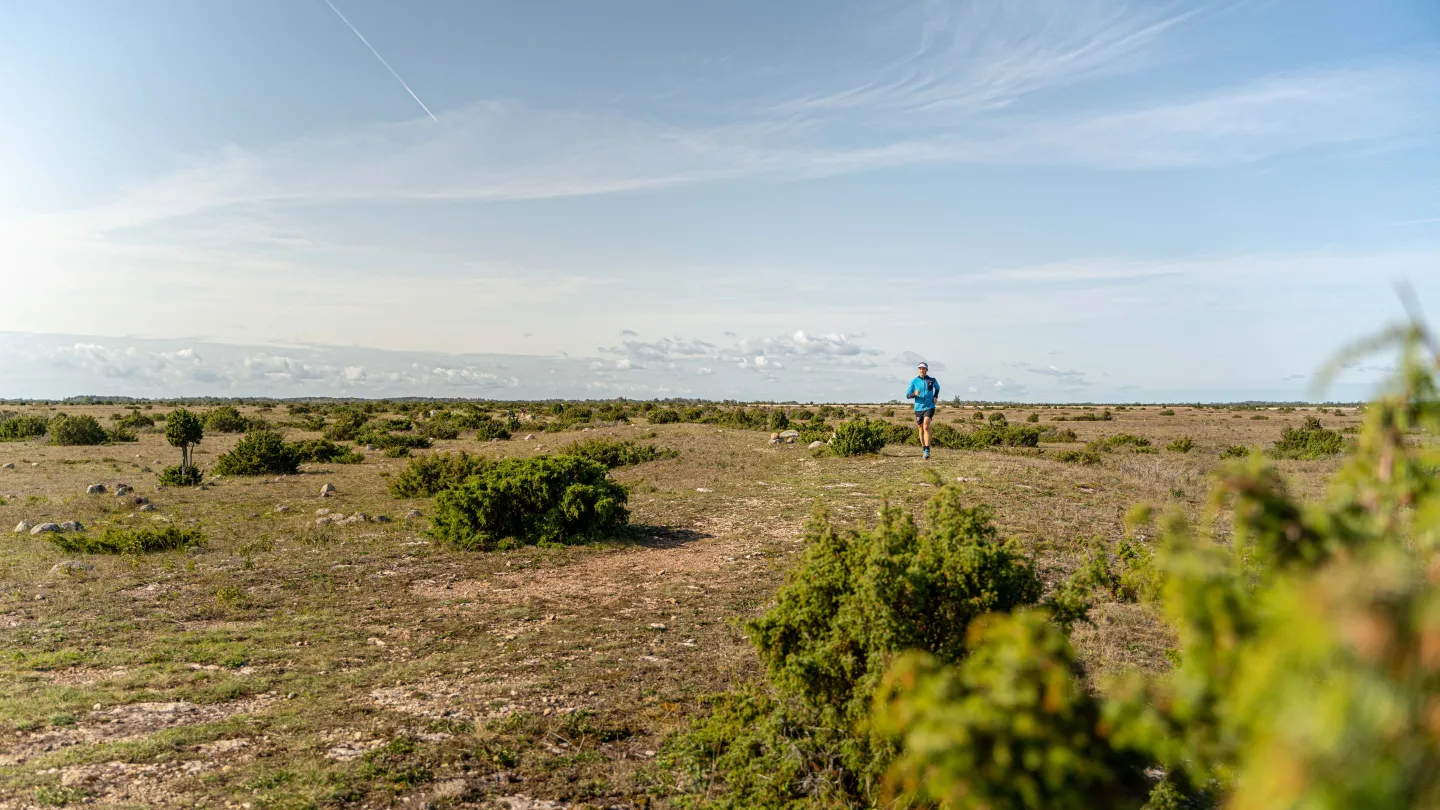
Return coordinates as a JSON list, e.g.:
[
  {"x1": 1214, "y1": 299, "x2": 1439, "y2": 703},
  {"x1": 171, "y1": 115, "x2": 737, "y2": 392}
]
[
  {"x1": 203, "y1": 405, "x2": 248, "y2": 434},
  {"x1": 648, "y1": 408, "x2": 680, "y2": 424},
  {"x1": 987, "y1": 412, "x2": 1007, "y2": 424},
  {"x1": 1272, "y1": 416, "x2": 1346, "y2": 460},
  {"x1": 429, "y1": 455, "x2": 629, "y2": 550},
  {"x1": 1166, "y1": 436, "x2": 1196, "y2": 453},
  {"x1": 1056, "y1": 446, "x2": 1104, "y2": 465},
  {"x1": 1040, "y1": 427, "x2": 1079, "y2": 443},
  {"x1": 212, "y1": 429, "x2": 300, "y2": 476},
  {"x1": 831, "y1": 418, "x2": 888, "y2": 456},
  {"x1": 112, "y1": 410, "x2": 155, "y2": 430},
  {"x1": 562, "y1": 437, "x2": 676, "y2": 468},
  {"x1": 1026, "y1": 413, "x2": 1040, "y2": 423},
  {"x1": 1220, "y1": 445, "x2": 1250, "y2": 459},
  {"x1": 358, "y1": 430, "x2": 432, "y2": 451},
  {"x1": 158, "y1": 465, "x2": 204, "y2": 486},
  {"x1": 47, "y1": 414, "x2": 108, "y2": 446},
  {"x1": 384, "y1": 446, "x2": 411, "y2": 458},
  {"x1": 1159, "y1": 408, "x2": 1176, "y2": 416},
  {"x1": 472, "y1": 418, "x2": 511, "y2": 441},
  {"x1": 48, "y1": 526, "x2": 204, "y2": 554},
  {"x1": 669, "y1": 488, "x2": 1050, "y2": 804},
  {"x1": 1250, "y1": 414, "x2": 1270, "y2": 420},
  {"x1": 389, "y1": 451, "x2": 494, "y2": 498},
  {"x1": 289, "y1": 438, "x2": 364, "y2": 464},
  {"x1": 416, "y1": 418, "x2": 461, "y2": 440},
  {"x1": 322, "y1": 408, "x2": 368, "y2": 441},
  {"x1": 0, "y1": 413, "x2": 48, "y2": 441},
  {"x1": 768, "y1": 410, "x2": 791, "y2": 431},
  {"x1": 1099, "y1": 433, "x2": 1151, "y2": 450},
  {"x1": 796, "y1": 418, "x2": 833, "y2": 444},
  {"x1": 1068, "y1": 409, "x2": 1113, "y2": 422}
]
